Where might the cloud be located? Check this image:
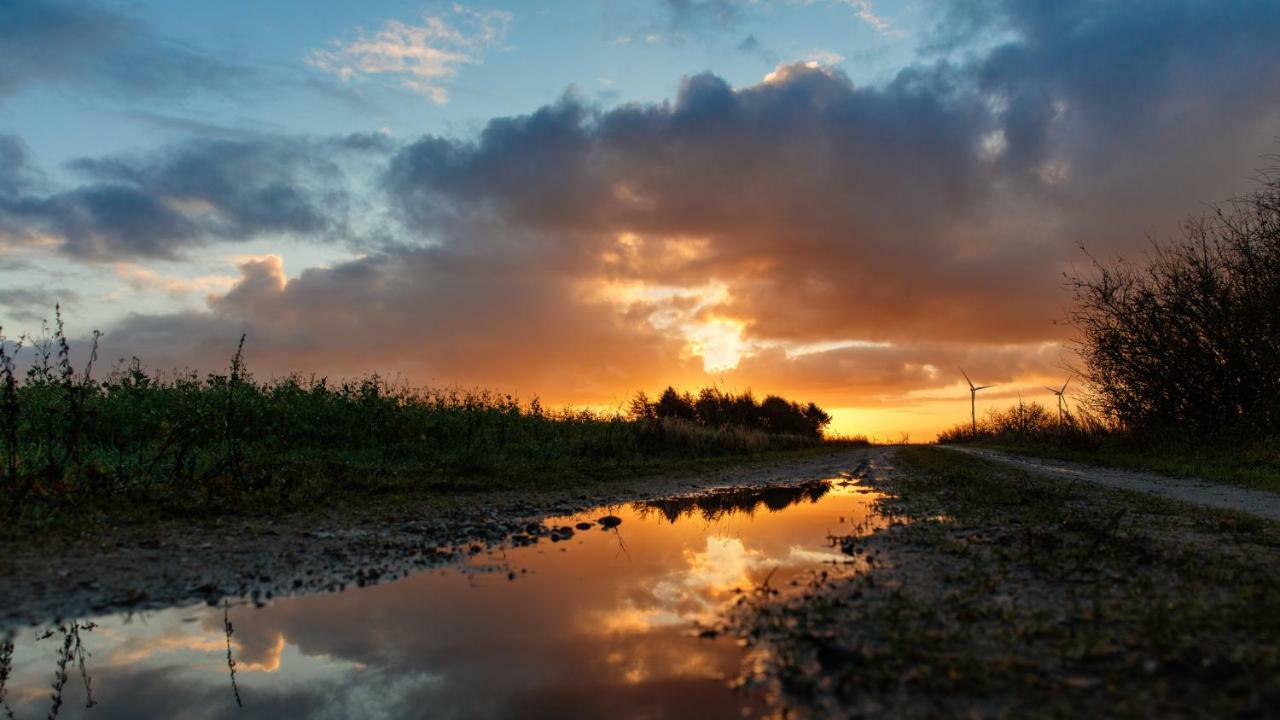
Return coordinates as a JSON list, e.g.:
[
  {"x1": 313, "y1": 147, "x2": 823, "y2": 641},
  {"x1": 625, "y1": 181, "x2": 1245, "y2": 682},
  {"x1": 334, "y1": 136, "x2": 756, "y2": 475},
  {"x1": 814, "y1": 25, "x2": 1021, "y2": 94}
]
[
  {"x1": 0, "y1": 135, "x2": 37, "y2": 196},
  {"x1": 830, "y1": 0, "x2": 895, "y2": 34},
  {"x1": 659, "y1": 0, "x2": 897, "y2": 38},
  {"x1": 113, "y1": 263, "x2": 238, "y2": 298},
  {"x1": 48, "y1": 0, "x2": 1280, "y2": 416},
  {"x1": 0, "y1": 0, "x2": 254, "y2": 100},
  {"x1": 662, "y1": 0, "x2": 746, "y2": 31},
  {"x1": 0, "y1": 133, "x2": 393, "y2": 260},
  {"x1": 0, "y1": 287, "x2": 80, "y2": 324},
  {"x1": 101, "y1": 250, "x2": 701, "y2": 403},
  {"x1": 736, "y1": 35, "x2": 779, "y2": 65},
  {"x1": 307, "y1": 4, "x2": 512, "y2": 103},
  {"x1": 802, "y1": 48, "x2": 845, "y2": 65}
]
